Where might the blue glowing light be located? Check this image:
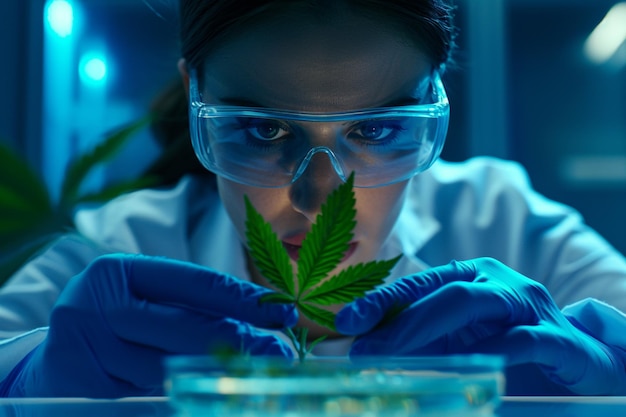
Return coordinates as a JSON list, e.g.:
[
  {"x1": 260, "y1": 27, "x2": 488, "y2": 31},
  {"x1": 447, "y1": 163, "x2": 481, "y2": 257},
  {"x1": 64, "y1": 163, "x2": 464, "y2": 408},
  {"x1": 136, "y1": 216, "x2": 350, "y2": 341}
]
[
  {"x1": 81, "y1": 56, "x2": 107, "y2": 82},
  {"x1": 46, "y1": 0, "x2": 74, "y2": 38}
]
